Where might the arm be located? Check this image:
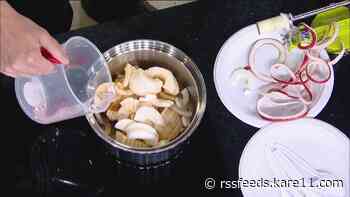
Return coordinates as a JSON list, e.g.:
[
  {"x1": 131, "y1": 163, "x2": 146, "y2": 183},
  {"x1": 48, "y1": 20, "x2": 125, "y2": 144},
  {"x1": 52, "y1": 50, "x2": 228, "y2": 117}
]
[{"x1": 0, "y1": 1, "x2": 68, "y2": 78}]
